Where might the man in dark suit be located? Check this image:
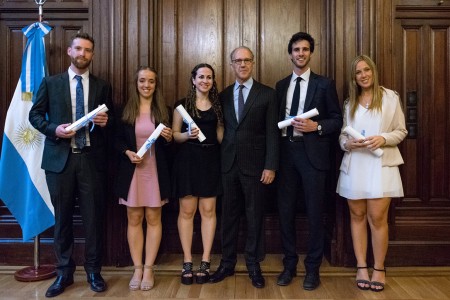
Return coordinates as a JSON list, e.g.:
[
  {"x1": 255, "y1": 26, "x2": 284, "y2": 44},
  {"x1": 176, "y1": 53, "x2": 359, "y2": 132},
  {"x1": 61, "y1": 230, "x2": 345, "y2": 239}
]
[
  {"x1": 209, "y1": 46, "x2": 279, "y2": 288},
  {"x1": 275, "y1": 32, "x2": 342, "y2": 290},
  {"x1": 29, "y1": 32, "x2": 112, "y2": 298}
]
